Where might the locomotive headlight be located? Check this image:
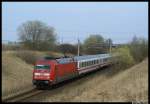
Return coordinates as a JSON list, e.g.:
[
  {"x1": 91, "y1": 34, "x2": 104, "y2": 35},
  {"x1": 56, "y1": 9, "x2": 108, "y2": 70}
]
[
  {"x1": 34, "y1": 73, "x2": 41, "y2": 76},
  {"x1": 34, "y1": 73, "x2": 50, "y2": 76},
  {"x1": 43, "y1": 73, "x2": 50, "y2": 76}
]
